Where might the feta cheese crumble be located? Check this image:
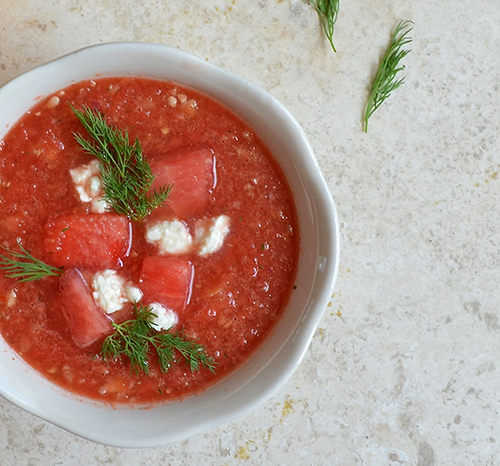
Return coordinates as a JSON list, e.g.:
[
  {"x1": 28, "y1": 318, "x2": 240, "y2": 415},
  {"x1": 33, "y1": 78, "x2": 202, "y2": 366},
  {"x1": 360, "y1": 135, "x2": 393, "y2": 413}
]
[
  {"x1": 145, "y1": 216, "x2": 231, "y2": 256},
  {"x1": 92, "y1": 270, "x2": 143, "y2": 314},
  {"x1": 148, "y1": 303, "x2": 178, "y2": 331},
  {"x1": 195, "y1": 215, "x2": 231, "y2": 256},
  {"x1": 69, "y1": 160, "x2": 110, "y2": 213},
  {"x1": 145, "y1": 220, "x2": 193, "y2": 254}
]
